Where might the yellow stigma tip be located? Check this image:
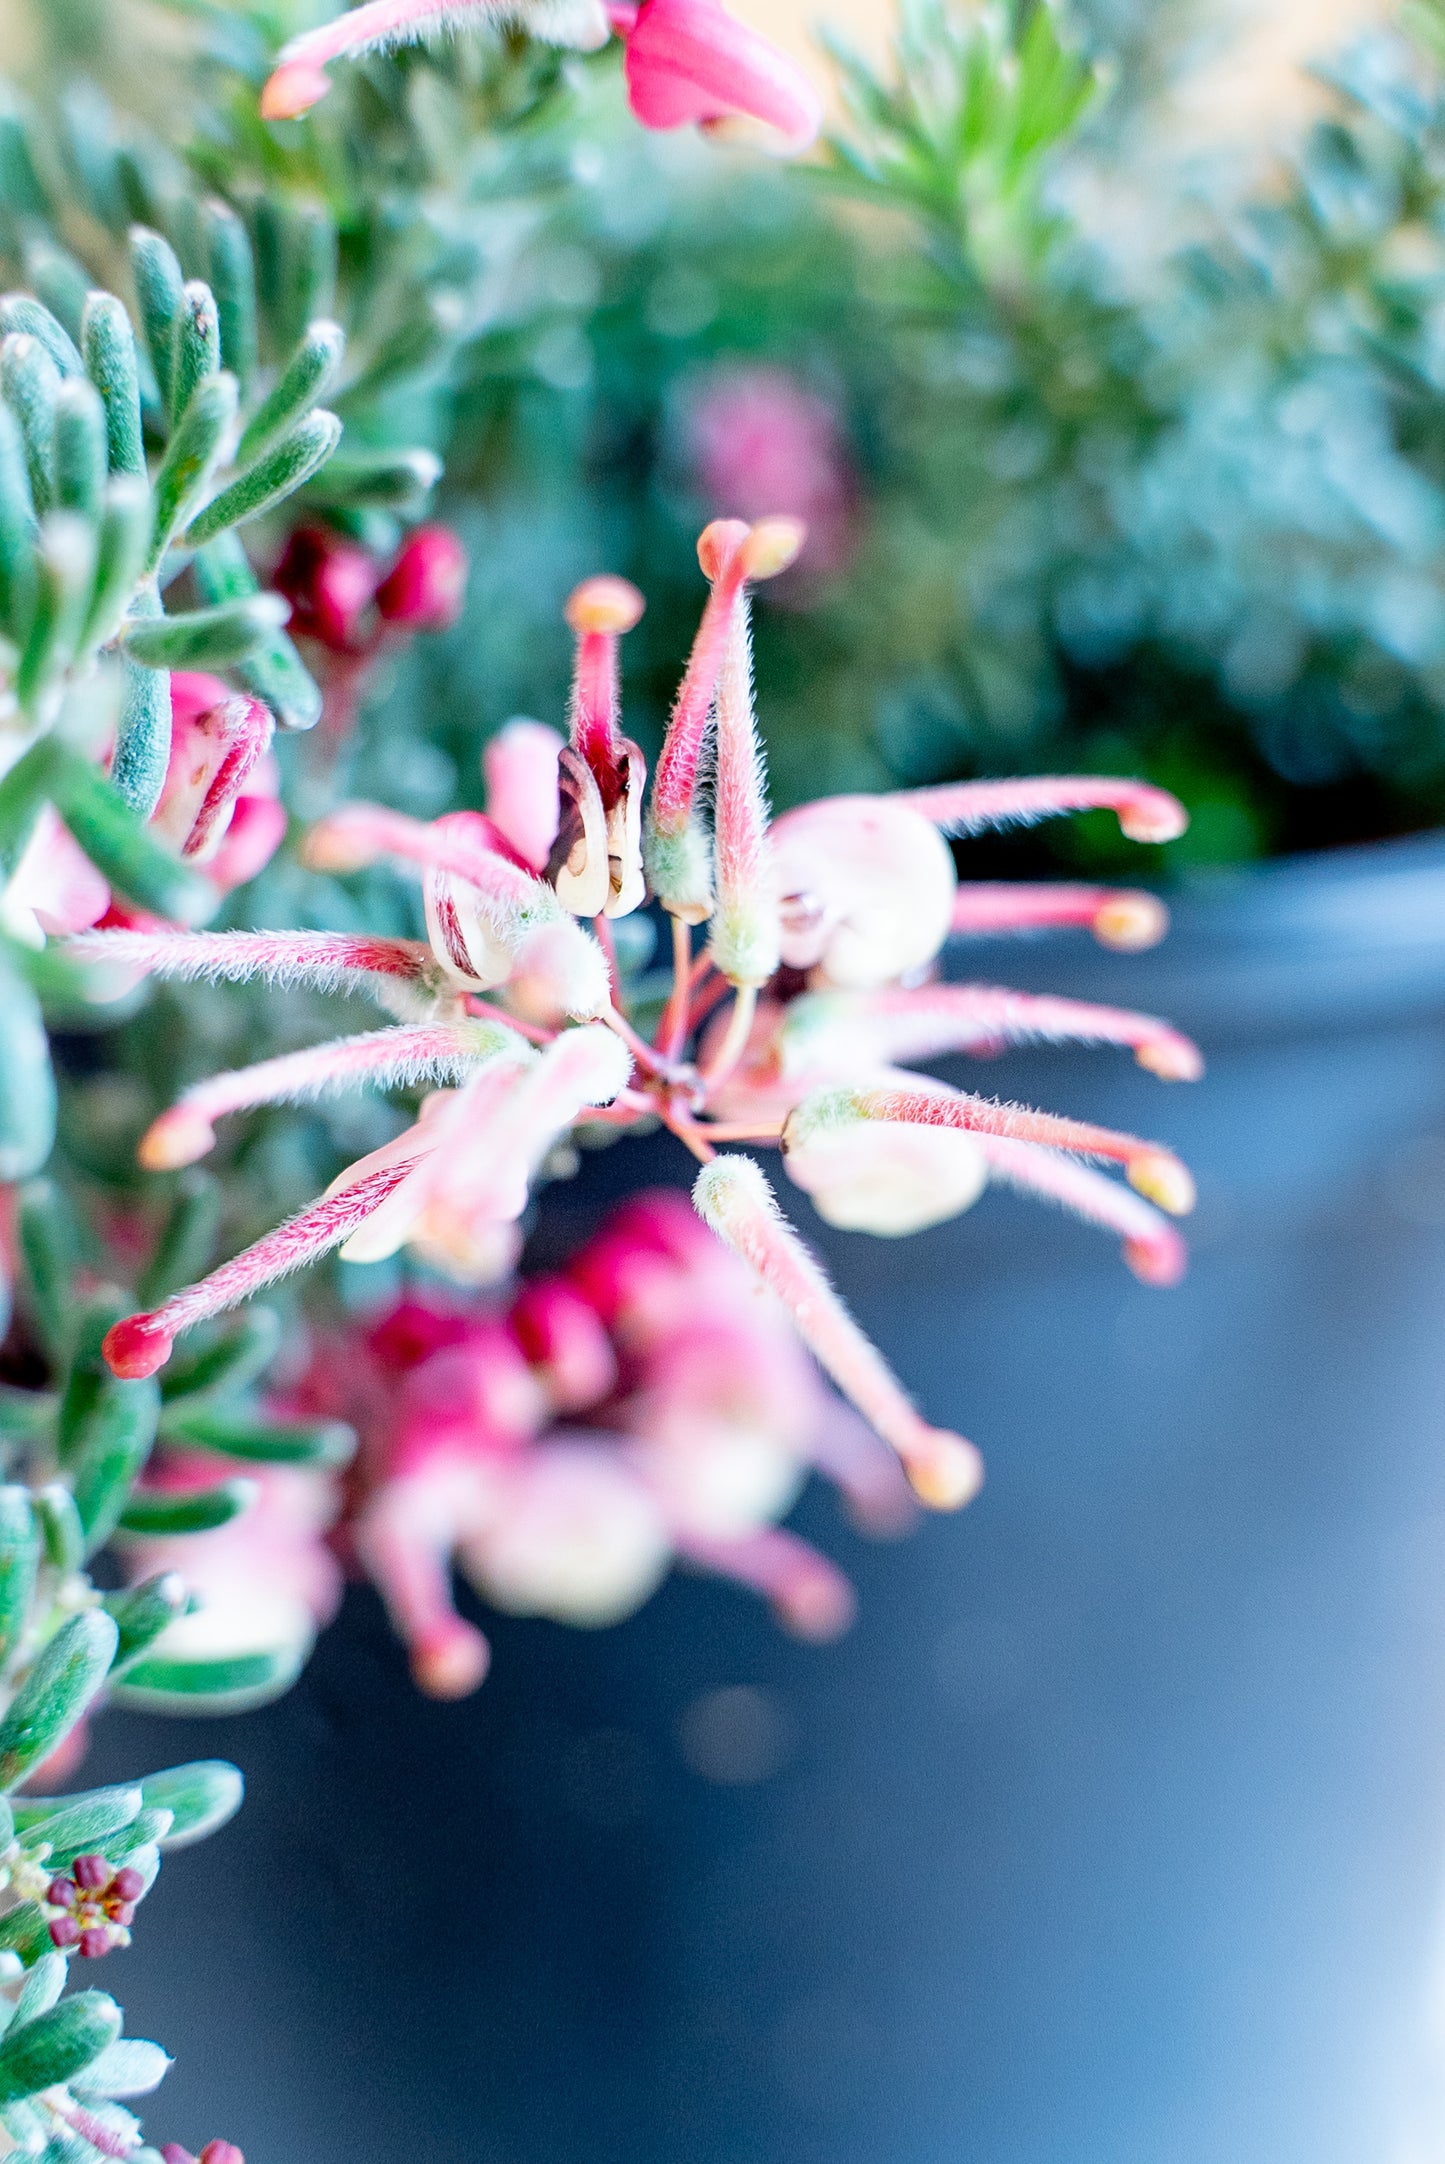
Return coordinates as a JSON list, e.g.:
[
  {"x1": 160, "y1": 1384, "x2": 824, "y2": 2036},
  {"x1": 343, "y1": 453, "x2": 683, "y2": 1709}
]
[
  {"x1": 697, "y1": 519, "x2": 752, "y2": 582},
  {"x1": 741, "y1": 518, "x2": 806, "y2": 581},
  {"x1": 564, "y1": 576, "x2": 645, "y2": 636},
  {"x1": 1127, "y1": 1150, "x2": 1196, "y2": 1216},
  {"x1": 1093, "y1": 894, "x2": 1168, "y2": 950},
  {"x1": 138, "y1": 1109, "x2": 215, "y2": 1171},
  {"x1": 904, "y1": 1431, "x2": 984, "y2": 1512}
]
